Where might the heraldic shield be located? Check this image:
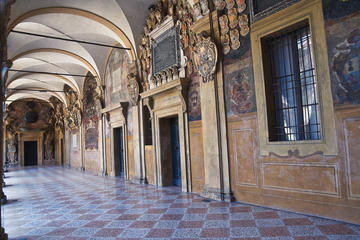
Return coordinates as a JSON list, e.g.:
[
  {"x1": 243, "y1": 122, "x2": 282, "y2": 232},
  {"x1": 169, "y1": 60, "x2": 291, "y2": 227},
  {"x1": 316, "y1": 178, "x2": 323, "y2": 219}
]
[{"x1": 192, "y1": 32, "x2": 218, "y2": 83}]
